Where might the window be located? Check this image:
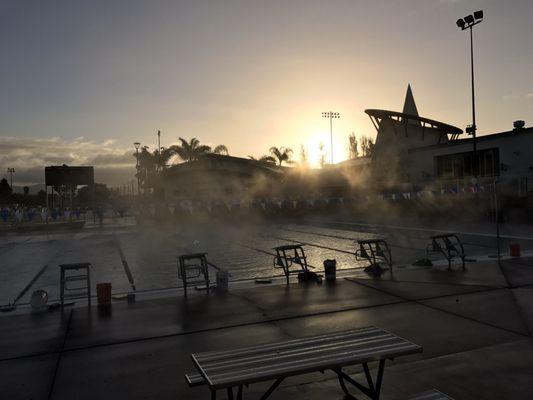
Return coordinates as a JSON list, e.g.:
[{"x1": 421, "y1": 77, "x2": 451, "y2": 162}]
[{"x1": 435, "y1": 148, "x2": 499, "y2": 179}]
